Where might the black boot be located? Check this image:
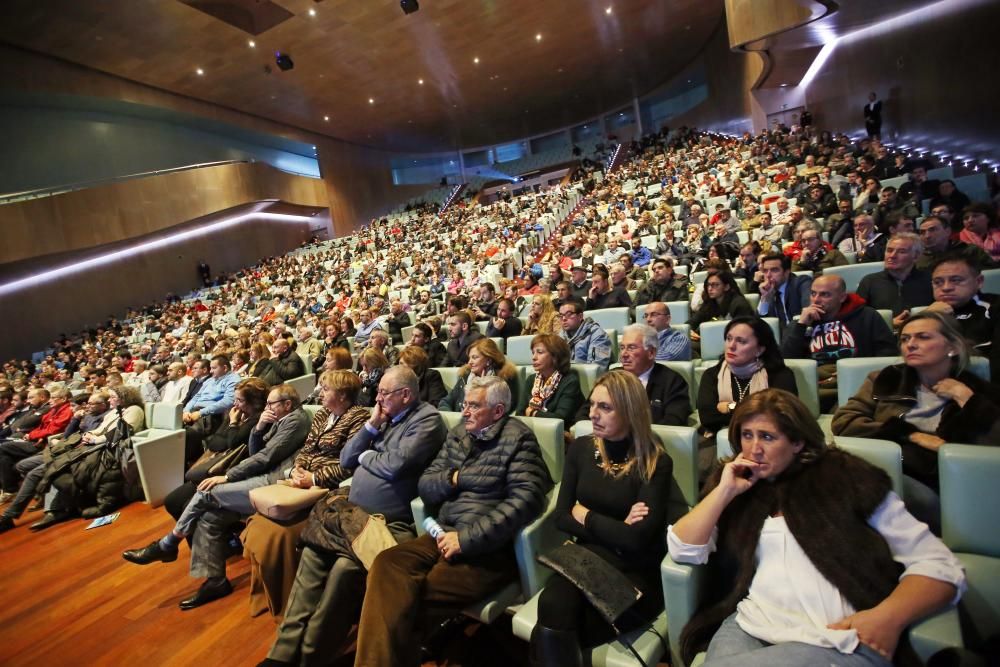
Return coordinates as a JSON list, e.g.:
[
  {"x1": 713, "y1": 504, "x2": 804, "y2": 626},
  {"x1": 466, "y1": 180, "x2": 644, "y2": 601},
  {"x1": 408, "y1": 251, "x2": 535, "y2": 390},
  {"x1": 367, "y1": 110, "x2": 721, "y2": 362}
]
[{"x1": 529, "y1": 624, "x2": 582, "y2": 667}]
